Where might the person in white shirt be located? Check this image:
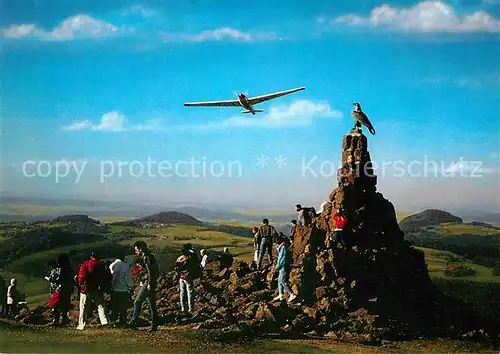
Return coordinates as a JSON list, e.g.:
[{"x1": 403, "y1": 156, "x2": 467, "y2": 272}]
[{"x1": 109, "y1": 252, "x2": 133, "y2": 327}]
